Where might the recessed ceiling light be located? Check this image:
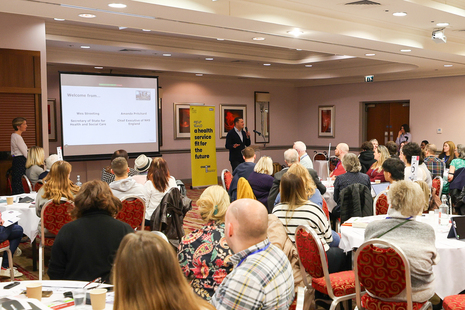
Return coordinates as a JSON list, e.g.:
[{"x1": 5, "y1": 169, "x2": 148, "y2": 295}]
[
  {"x1": 400, "y1": 49, "x2": 411, "y2": 52},
  {"x1": 205, "y1": 58, "x2": 214, "y2": 61},
  {"x1": 78, "y1": 13, "x2": 96, "y2": 18},
  {"x1": 444, "y1": 64, "x2": 453, "y2": 67},
  {"x1": 94, "y1": 67, "x2": 104, "y2": 69},
  {"x1": 305, "y1": 64, "x2": 313, "y2": 67},
  {"x1": 196, "y1": 73, "x2": 203, "y2": 76},
  {"x1": 365, "y1": 53, "x2": 376, "y2": 56},
  {"x1": 296, "y1": 49, "x2": 302, "y2": 51},
  {"x1": 118, "y1": 27, "x2": 127, "y2": 30},
  {"x1": 108, "y1": 3, "x2": 127, "y2": 8},
  {"x1": 142, "y1": 29, "x2": 151, "y2": 32},
  {"x1": 54, "y1": 18, "x2": 65, "y2": 21},
  {"x1": 217, "y1": 38, "x2": 224, "y2": 41},
  {"x1": 287, "y1": 29, "x2": 304, "y2": 36},
  {"x1": 163, "y1": 53, "x2": 171, "y2": 57},
  {"x1": 436, "y1": 22, "x2": 449, "y2": 27},
  {"x1": 263, "y1": 63, "x2": 271, "y2": 66},
  {"x1": 81, "y1": 46, "x2": 91, "y2": 49},
  {"x1": 393, "y1": 12, "x2": 407, "y2": 17},
  {"x1": 253, "y1": 37, "x2": 265, "y2": 41}
]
